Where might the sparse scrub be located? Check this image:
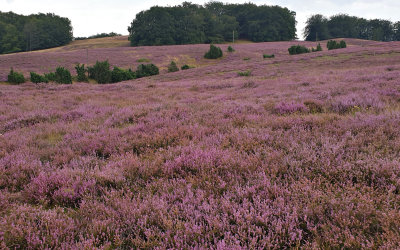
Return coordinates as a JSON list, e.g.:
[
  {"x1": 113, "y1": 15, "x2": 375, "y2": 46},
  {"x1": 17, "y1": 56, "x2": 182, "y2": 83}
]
[
  {"x1": 30, "y1": 72, "x2": 48, "y2": 83},
  {"x1": 288, "y1": 45, "x2": 310, "y2": 55},
  {"x1": 168, "y1": 61, "x2": 179, "y2": 73},
  {"x1": 238, "y1": 70, "x2": 251, "y2": 76},
  {"x1": 181, "y1": 64, "x2": 191, "y2": 70},
  {"x1": 7, "y1": 68, "x2": 25, "y2": 84},
  {"x1": 204, "y1": 44, "x2": 223, "y2": 59},
  {"x1": 88, "y1": 60, "x2": 112, "y2": 84},
  {"x1": 263, "y1": 54, "x2": 275, "y2": 58}
]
